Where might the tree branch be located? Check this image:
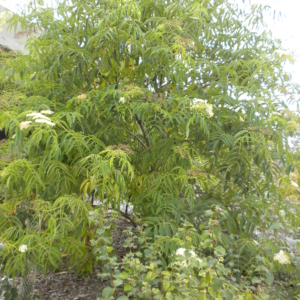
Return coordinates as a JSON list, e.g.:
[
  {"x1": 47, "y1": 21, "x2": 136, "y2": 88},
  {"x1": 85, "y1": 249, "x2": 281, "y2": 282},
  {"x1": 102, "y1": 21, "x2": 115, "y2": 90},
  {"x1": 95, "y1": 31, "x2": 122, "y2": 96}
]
[
  {"x1": 126, "y1": 129, "x2": 147, "y2": 149},
  {"x1": 134, "y1": 114, "x2": 151, "y2": 147},
  {"x1": 120, "y1": 210, "x2": 137, "y2": 228},
  {"x1": 152, "y1": 74, "x2": 158, "y2": 92}
]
